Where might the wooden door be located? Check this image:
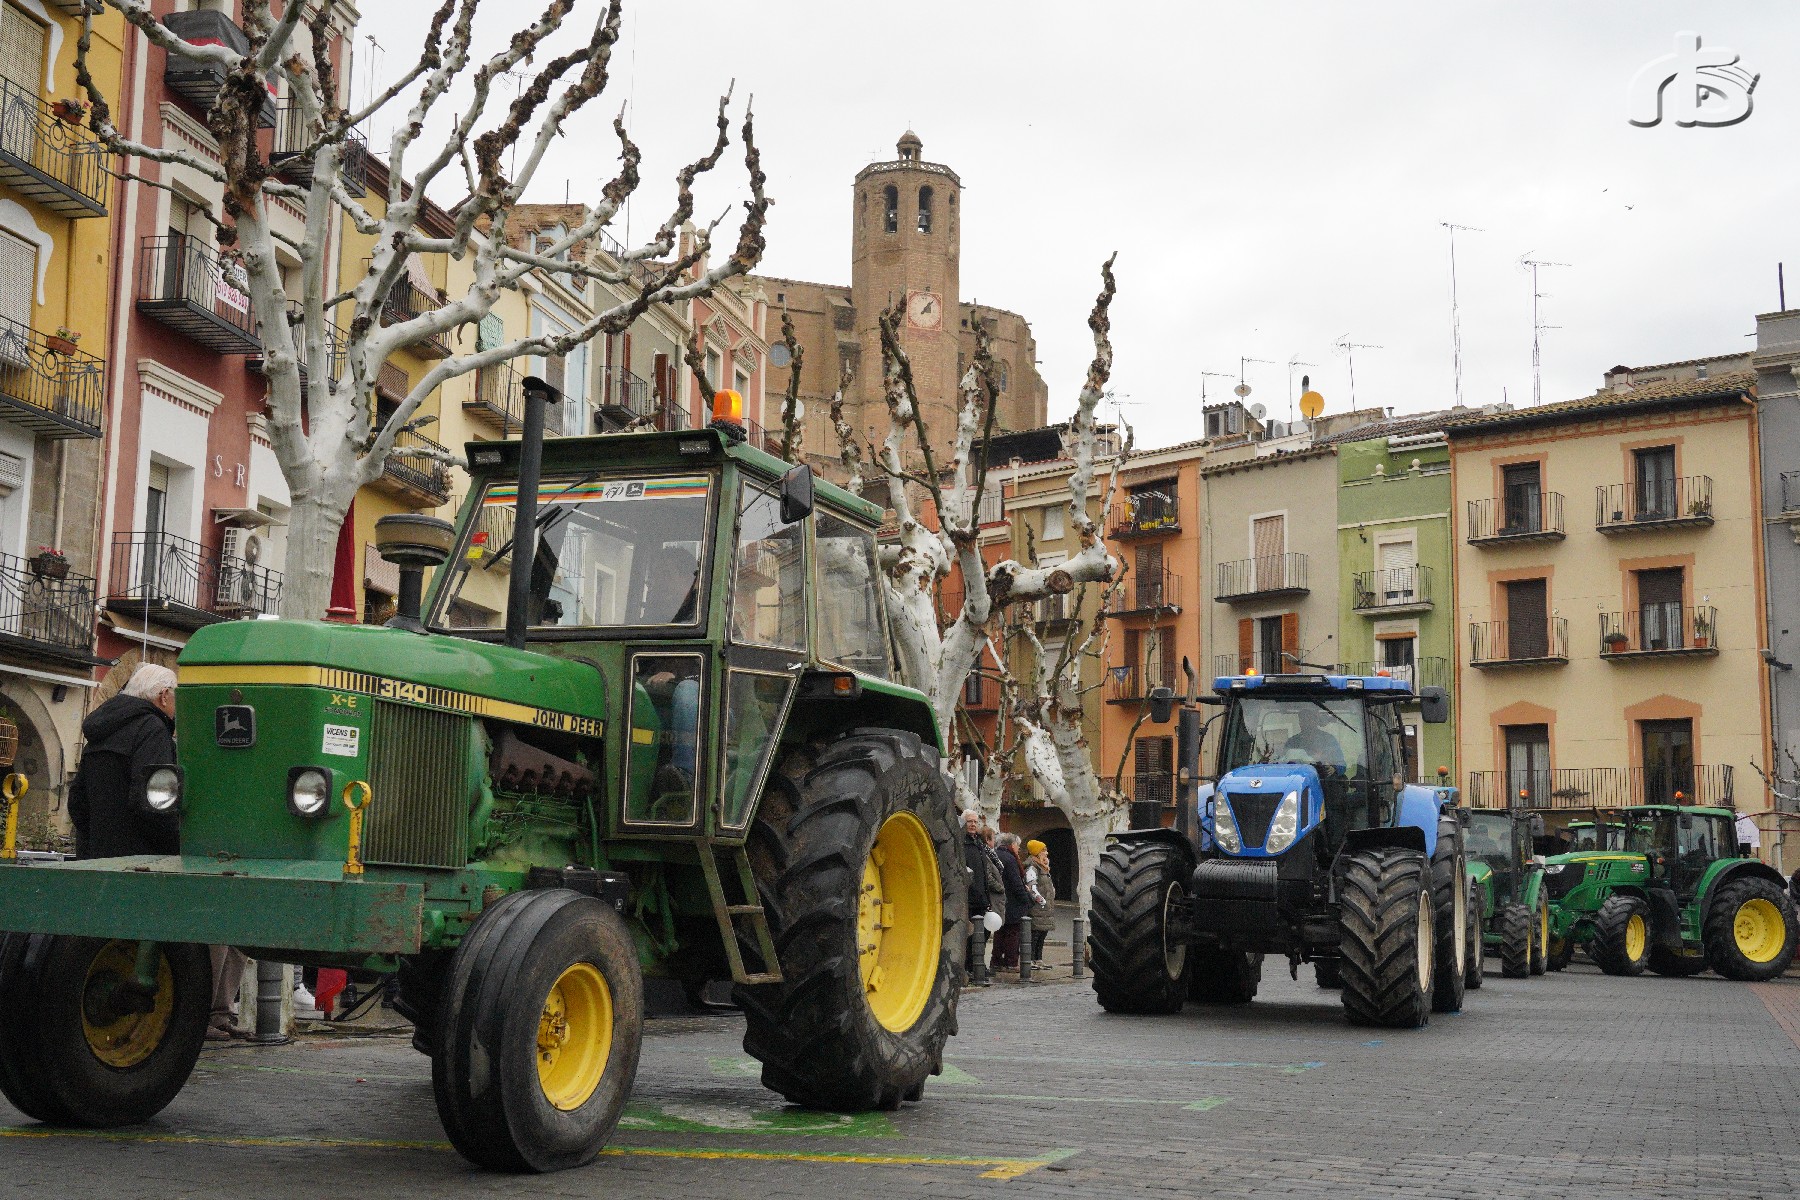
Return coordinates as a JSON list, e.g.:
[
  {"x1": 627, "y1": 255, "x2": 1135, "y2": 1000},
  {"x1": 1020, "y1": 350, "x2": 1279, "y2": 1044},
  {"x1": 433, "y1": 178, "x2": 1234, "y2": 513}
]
[
  {"x1": 1252, "y1": 515, "x2": 1285, "y2": 591},
  {"x1": 1505, "y1": 578, "x2": 1548, "y2": 659}
]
